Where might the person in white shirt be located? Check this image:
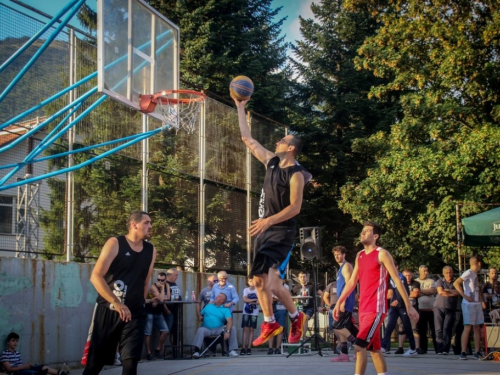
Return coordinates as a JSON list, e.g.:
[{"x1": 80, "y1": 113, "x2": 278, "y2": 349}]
[
  {"x1": 241, "y1": 277, "x2": 260, "y2": 355},
  {"x1": 454, "y1": 256, "x2": 485, "y2": 360}
]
